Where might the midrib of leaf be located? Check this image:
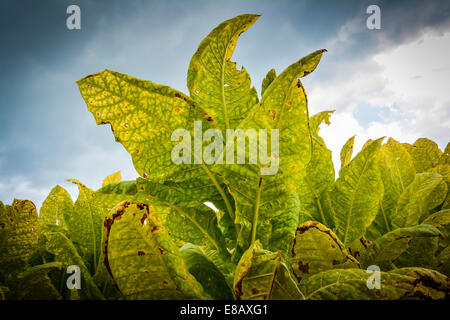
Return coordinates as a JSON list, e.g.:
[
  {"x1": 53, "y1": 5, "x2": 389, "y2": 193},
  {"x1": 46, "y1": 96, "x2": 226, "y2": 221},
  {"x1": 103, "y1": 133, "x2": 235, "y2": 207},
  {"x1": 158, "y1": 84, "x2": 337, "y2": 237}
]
[
  {"x1": 342, "y1": 155, "x2": 372, "y2": 246},
  {"x1": 305, "y1": 272, "x2": 345, "y2": 299},
  {"x1": 305, "y1": 174, "x2": 328, "y2": 226},
  {"x1": 394, "y1": 159, "x2": 405, "y2": 191},
  {"x1": 250, "y1": 177, "x2": 263, "y2": 245},
  {"x1": 266, "y1": 256, "x2": 281, "y2": 300},
  {"x1": 274, "y1": 278, "x2": 306, "y2": 300}
]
